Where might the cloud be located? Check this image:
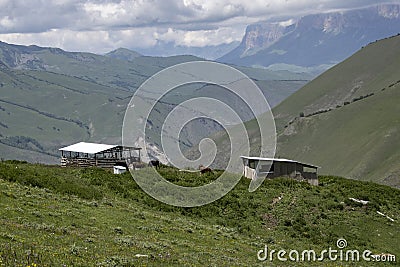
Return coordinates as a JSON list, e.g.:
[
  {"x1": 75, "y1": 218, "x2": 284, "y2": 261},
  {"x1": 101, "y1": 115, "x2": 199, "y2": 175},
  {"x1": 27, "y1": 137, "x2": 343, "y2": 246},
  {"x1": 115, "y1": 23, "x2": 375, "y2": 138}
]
[
  {"x1": 0, "y1": 0, "x2": 399, "y2": 53},
  {"x1": 0, "y1": 26, "x2": 242, "y2": 53},
  {"x1": 1, "y1": 0, "x2": 397, "y2": 33},
  {"x1": 153, "y1": 27, "x2": 243, "y2": 46},
  {"x1": 0, "y1": 0, "x2": 81, "y2": 33}
]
